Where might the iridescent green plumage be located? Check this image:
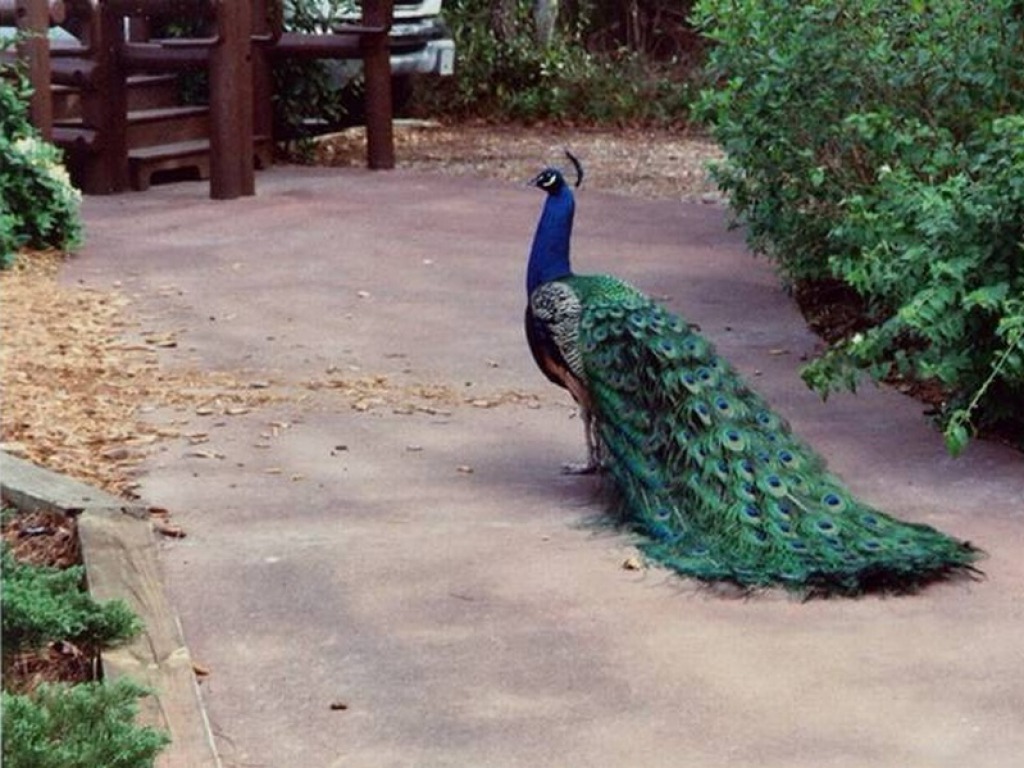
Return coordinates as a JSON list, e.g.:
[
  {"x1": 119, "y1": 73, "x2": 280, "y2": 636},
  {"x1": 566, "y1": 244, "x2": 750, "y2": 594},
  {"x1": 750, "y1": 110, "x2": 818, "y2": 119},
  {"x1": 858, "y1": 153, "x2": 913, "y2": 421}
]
[
  {"x1": 530, "y1": 274, "x2": 980, "y2": 595},
  {"x1": 524, "y1": 163, "x2": 979, "y2": 595}
]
